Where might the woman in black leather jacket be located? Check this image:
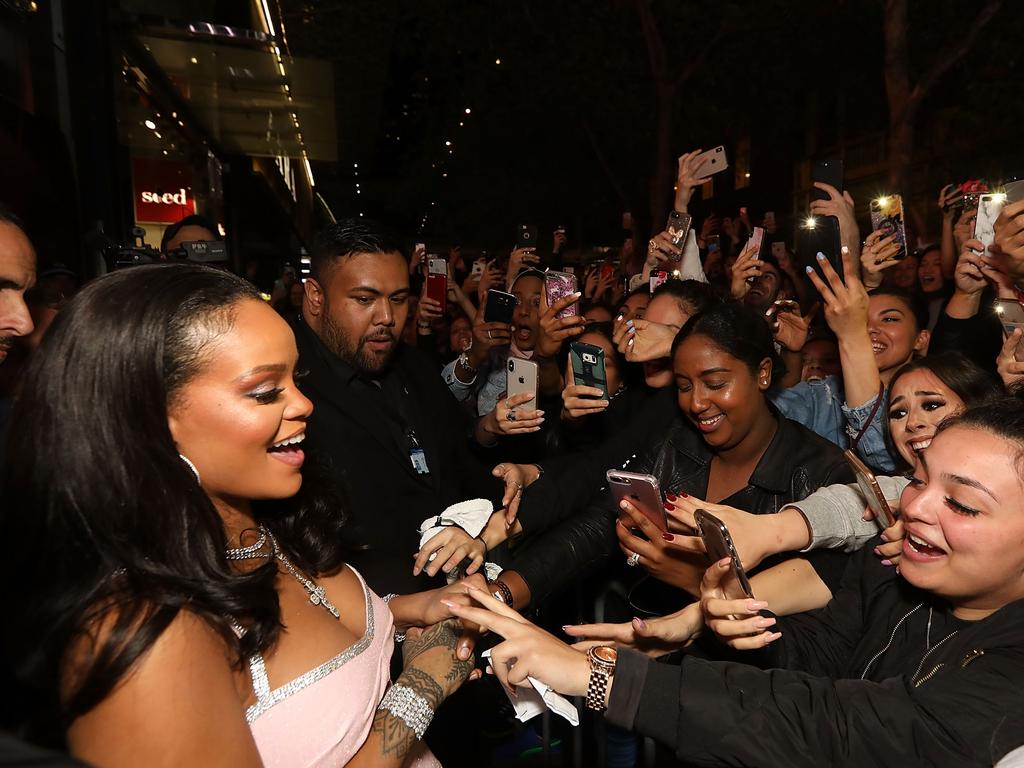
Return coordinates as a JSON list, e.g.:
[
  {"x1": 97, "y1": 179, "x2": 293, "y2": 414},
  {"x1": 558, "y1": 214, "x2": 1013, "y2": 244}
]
[{"x1": 497, "y1": 302, "x2": 853, "y2": 609}]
